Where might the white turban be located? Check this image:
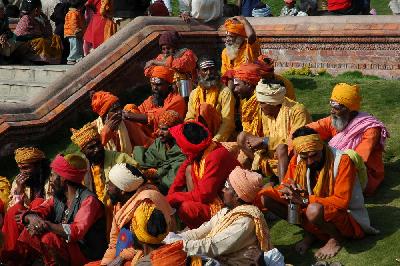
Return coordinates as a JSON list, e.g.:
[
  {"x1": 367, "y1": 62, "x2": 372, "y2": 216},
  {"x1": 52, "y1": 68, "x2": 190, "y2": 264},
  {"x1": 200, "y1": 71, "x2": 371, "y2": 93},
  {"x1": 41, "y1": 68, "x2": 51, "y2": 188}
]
[
  {"x1": 255, "y1": 81, "x2": 286, "y2": 105},
  {"x1": 109, "y1": 163, "x2": 144, "y2": 192}
]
